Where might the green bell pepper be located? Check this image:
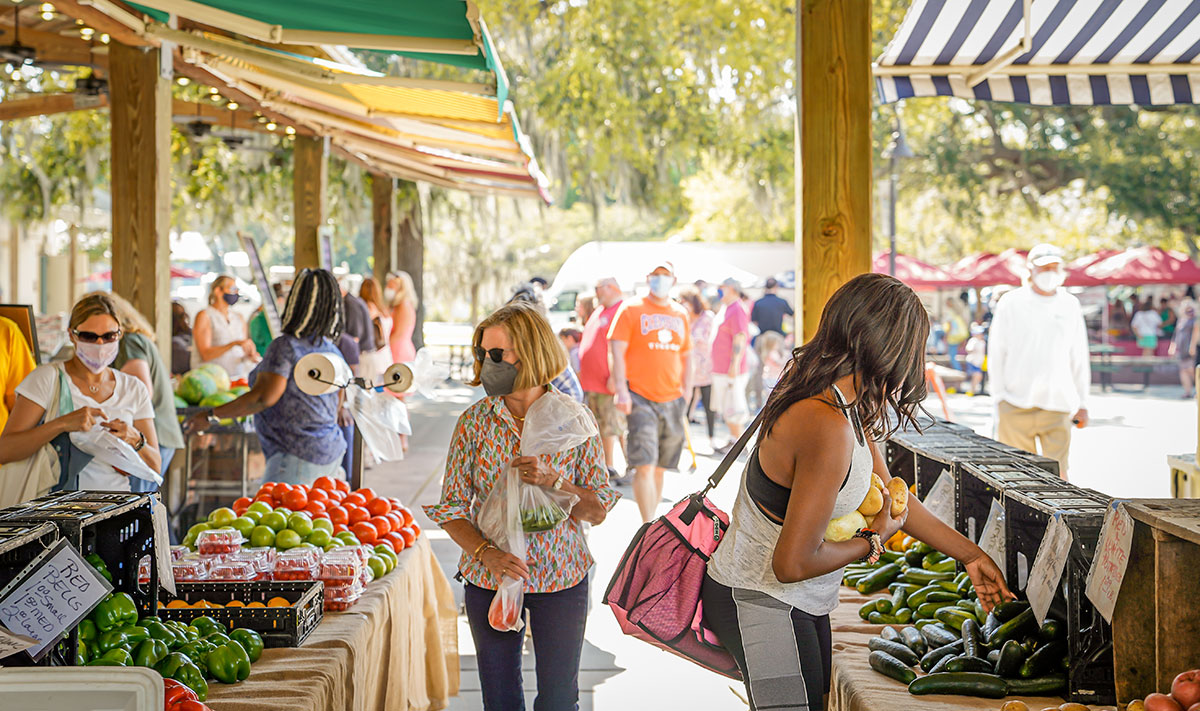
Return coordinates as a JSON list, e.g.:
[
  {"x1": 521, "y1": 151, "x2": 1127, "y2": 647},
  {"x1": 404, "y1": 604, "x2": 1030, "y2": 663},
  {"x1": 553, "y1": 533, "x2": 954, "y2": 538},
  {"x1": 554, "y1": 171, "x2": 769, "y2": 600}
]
[
  {"x1": 175, "y1": 641, "x2": 212, "y2": 671},
  {"x1": 133, "y1": 638, "x2": 169, "y2": 668},
  {"x1": 77, "y1": 619, "x2": 97, "y2": 644},
  {"x1": 139, "y1": 619, "x2": 181, "y2": 648},
  {"x1": 101, "y1": 648, "x2": 133, "y2": 665},
  {"x1": 92, "y1": 592, "x2": 138, "y2": 632},
  {"x1": 229, "y1": 628, "x2": 263, "y2": 663},
  {"x1": 118, "y1": 625, "x2": 149, "y2": 646},
  {"x1": 85, "y1": 553, "x2": 112, "y2": 582},
  {"x1": 76, "y1": 639, "x2": 89, "y2": 665},
  {"x1": 155, "y1": 651, "x2": 188, "y2": 677},
  {"x1": 202, "y1": 631, "x2": 231, "y2": 647},
  {"x1": 181, "y1": 625, "x2": 201, "y2": 642},
  {"x1": 87, "y1": 658, "x2": 125, "y2": 666},
  {"x1": 95, "y1": 629, "x2": 130, "y2": 654},
  {"x1": 190, "y1": 615, "x2": 223, "y2": 637},
  {"x1": 206, "y1": 640, "x2": 251, "y2": 684},
  {"x1": 172, "y1": 661, "x2": 208, "y2": 701}
]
